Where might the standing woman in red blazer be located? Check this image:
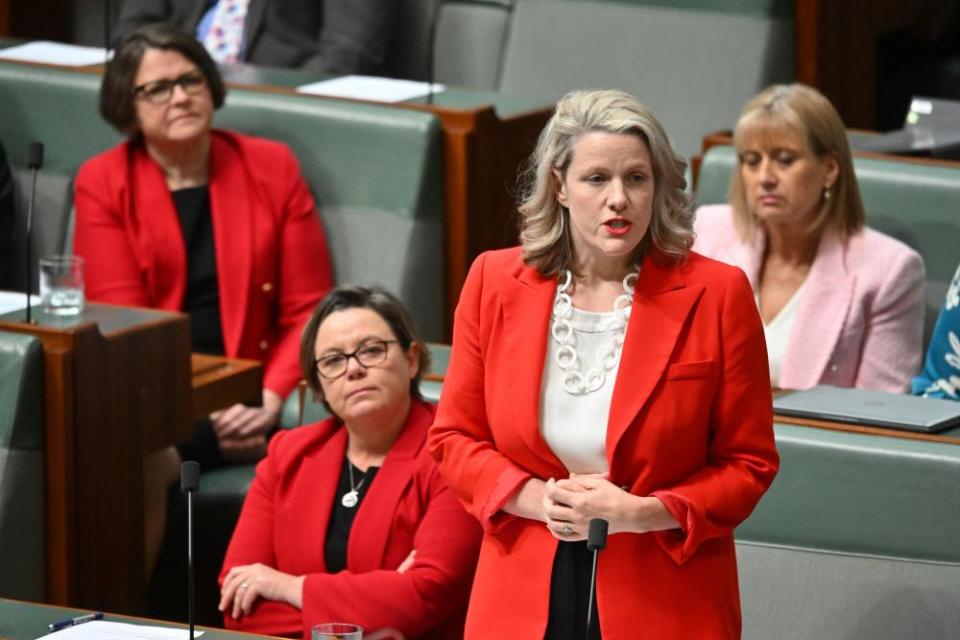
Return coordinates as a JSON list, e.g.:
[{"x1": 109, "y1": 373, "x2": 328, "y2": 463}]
[
  {"x1": 73, "y1": 25, "x2": 332, "y2": 572},
  {"x1": 428, "y1": 90, "x2": 780, "y2": 639}
]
